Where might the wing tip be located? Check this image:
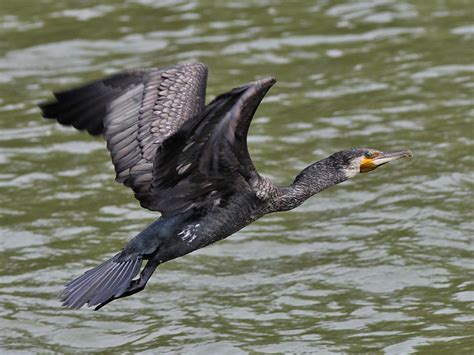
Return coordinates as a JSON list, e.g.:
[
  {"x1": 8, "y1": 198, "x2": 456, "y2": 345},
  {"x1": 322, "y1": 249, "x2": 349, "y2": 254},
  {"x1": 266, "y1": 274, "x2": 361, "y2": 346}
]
[
  {"x1": 245, "y1": 77, "x2": 276, "y2": 93},
  {"x1": 256, "y1": 76, "x2": 276, "y2": 87},
  {"x1": 37, "y1": 99, "x2": 57, "y2": 119}
]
